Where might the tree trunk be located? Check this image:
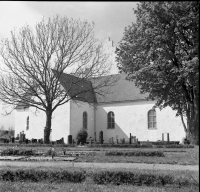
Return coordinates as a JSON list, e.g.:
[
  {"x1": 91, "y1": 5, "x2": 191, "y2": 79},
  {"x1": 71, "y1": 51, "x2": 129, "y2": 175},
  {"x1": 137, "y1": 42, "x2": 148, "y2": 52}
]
[
  {"x1": 191, "y1": 95, "x2": 199, "y2": 144},
  {"x1": 44, "y1": 109, "x2": 52, "y2": 144},
  {"x1": 186, "y1": 97, "x2": 199, "y2": 145},
  {"x1": 180, "y1": 113, "x2": 187, "y2": 133}
]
